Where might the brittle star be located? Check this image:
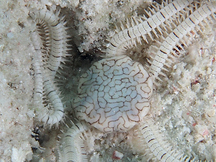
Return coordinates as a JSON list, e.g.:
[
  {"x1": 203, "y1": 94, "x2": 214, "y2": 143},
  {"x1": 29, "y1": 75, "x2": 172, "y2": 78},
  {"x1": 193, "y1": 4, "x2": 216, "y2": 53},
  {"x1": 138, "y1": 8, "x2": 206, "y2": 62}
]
[{"x1": 30, "y1": 0, "x2": 216, "y2": 161}]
